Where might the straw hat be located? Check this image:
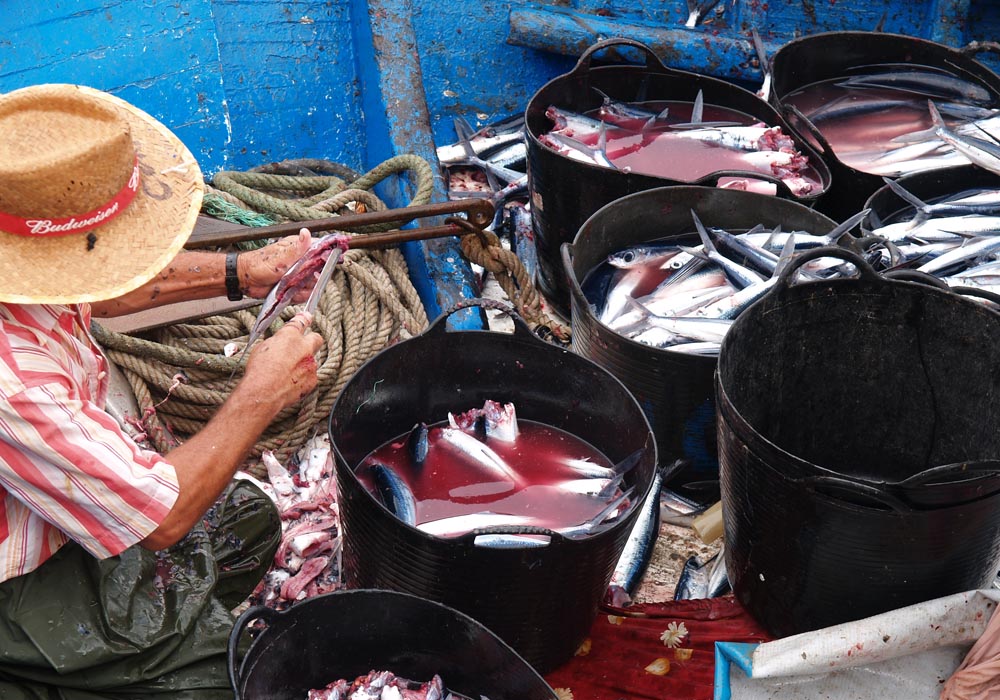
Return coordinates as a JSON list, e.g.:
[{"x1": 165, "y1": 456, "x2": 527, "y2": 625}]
[{"x1": 0, "y1": 84, "x2": 203, "y2": 304}]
